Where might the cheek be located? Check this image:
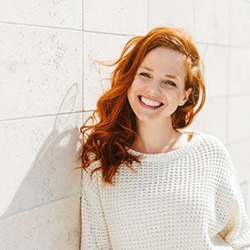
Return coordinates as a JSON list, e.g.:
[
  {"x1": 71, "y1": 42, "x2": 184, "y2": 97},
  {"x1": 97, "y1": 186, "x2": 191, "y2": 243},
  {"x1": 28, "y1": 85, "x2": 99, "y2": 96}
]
[
  {"x1": 130, "y1": 77, "x2": 145, "y2": 90},
  {"x1": 127, "y1": 81, "x2": 138, "y2": 98},
  {"x1": 127, "y1": 88, "x2": 131, "y2": 102},
  {"x1": 127, "y1": 86, "x2": 135, "y2": 106},
  {"x1": 163, "y1": 89, "x2": 179, "y2": 99}
]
